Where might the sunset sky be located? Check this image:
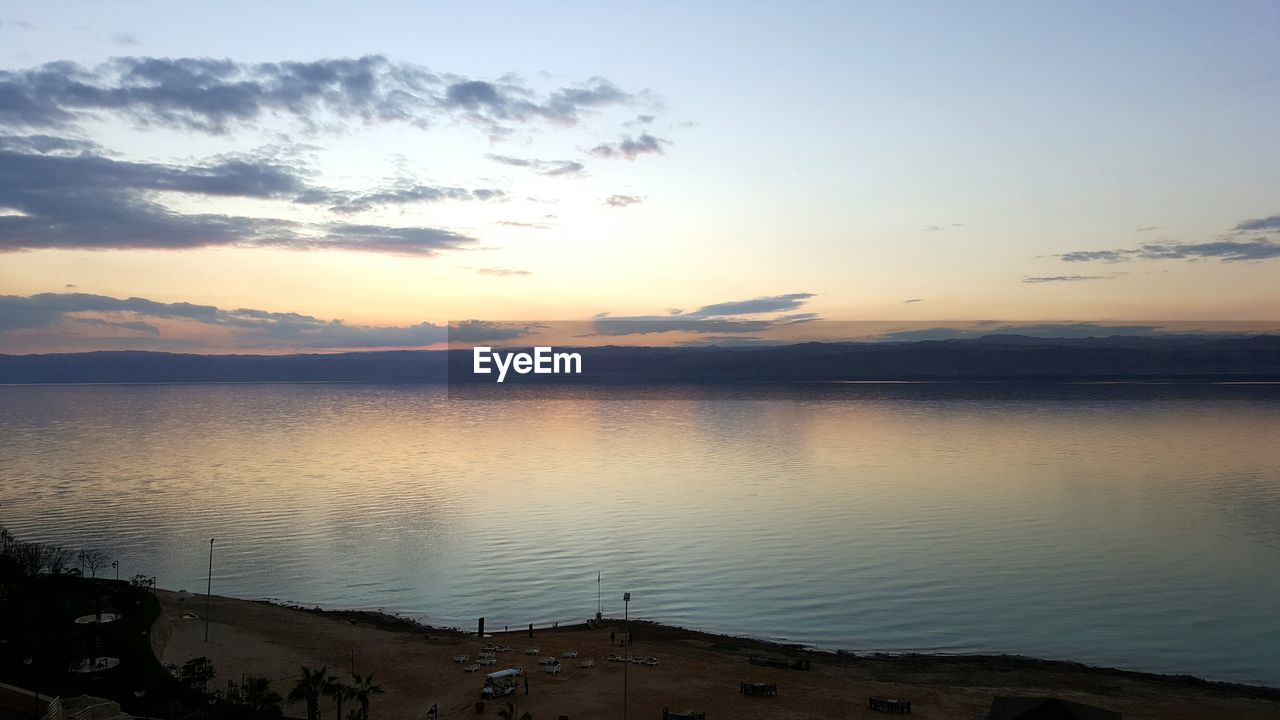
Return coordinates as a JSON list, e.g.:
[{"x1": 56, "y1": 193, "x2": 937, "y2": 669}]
[{"x1": 1, "y1": 1, "x2": 1278, "y2": 353}]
